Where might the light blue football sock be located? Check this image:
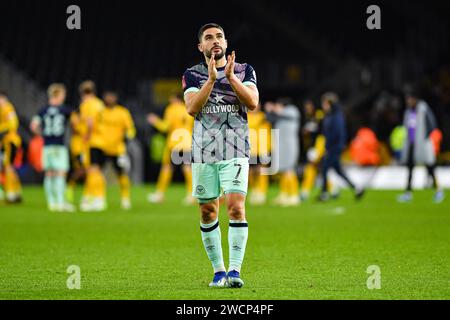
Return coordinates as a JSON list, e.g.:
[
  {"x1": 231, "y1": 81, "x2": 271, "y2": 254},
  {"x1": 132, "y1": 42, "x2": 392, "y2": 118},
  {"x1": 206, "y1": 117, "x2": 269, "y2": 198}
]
[
  {"x1": 228, "y1": 220, "x2": 249, "y2": 273},
  {"x1": 200, "y1": 219, "x2": 226, "y2": 273},
  {"x1": 54, "y1": 175, "x2": 67, "y2": 206},
  {"x1": 44, "y1": 175, "x2": 56, "y2": 207}
]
